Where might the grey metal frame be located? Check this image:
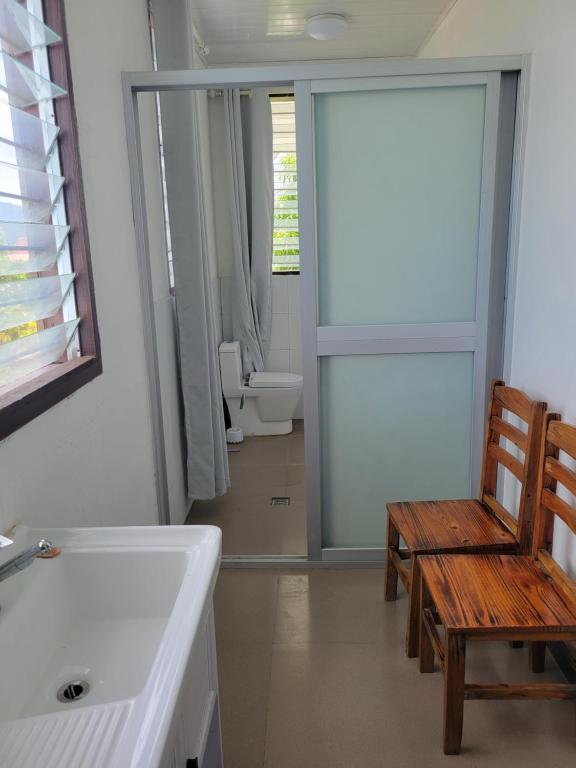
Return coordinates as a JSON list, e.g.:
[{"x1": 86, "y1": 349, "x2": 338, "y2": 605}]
[
  {"x1": 502, "y1": 65, "x2": 531, "y2": 383},
  {"x1": 123, "y1": 83, "x2": 171, "y2": 526},
  {"x1": 297, "y1": 70, "x2": 514, "y2": 561},
  {"x1": 121, "y1": 54, "x2": 528, "y2": 565}
]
